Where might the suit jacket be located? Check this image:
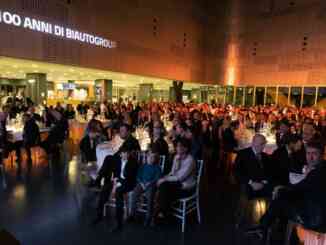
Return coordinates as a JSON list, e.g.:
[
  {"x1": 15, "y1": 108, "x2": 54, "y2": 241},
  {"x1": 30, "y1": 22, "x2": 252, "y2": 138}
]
[
  {"x1": 283, "y1": 162, "x2": 326, "y2": 232},
  {"x1": 113, "y1": 158, "x2": 139, "y2": 188},
  {"x1": 234, "y1": 147, "x2": 271, "y2": 185},
  {"x1": 276, "y1": 132, "x2": 289, "y2": 149},
  {"x1": 152, "y1": 137, "x2": 169, "y2": 157},
  {"x1": 116, "y1": 135, "x2": 141, "y2": 156},
  {"x1": 271, "y1": 146, "x2": 293, "y2": 185},
  {"x1": 23, "y1": 119, "x2": 40, "y2": 147},
  {"x1": 222, "y1": 127, "x2": 238, "y2": 152},
  {"x1": 48, "y1": 118, "x2": 69, "y2": 144},
  {"x1": 32, "y1": 113, "x2": 42, "y2": 122}
]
